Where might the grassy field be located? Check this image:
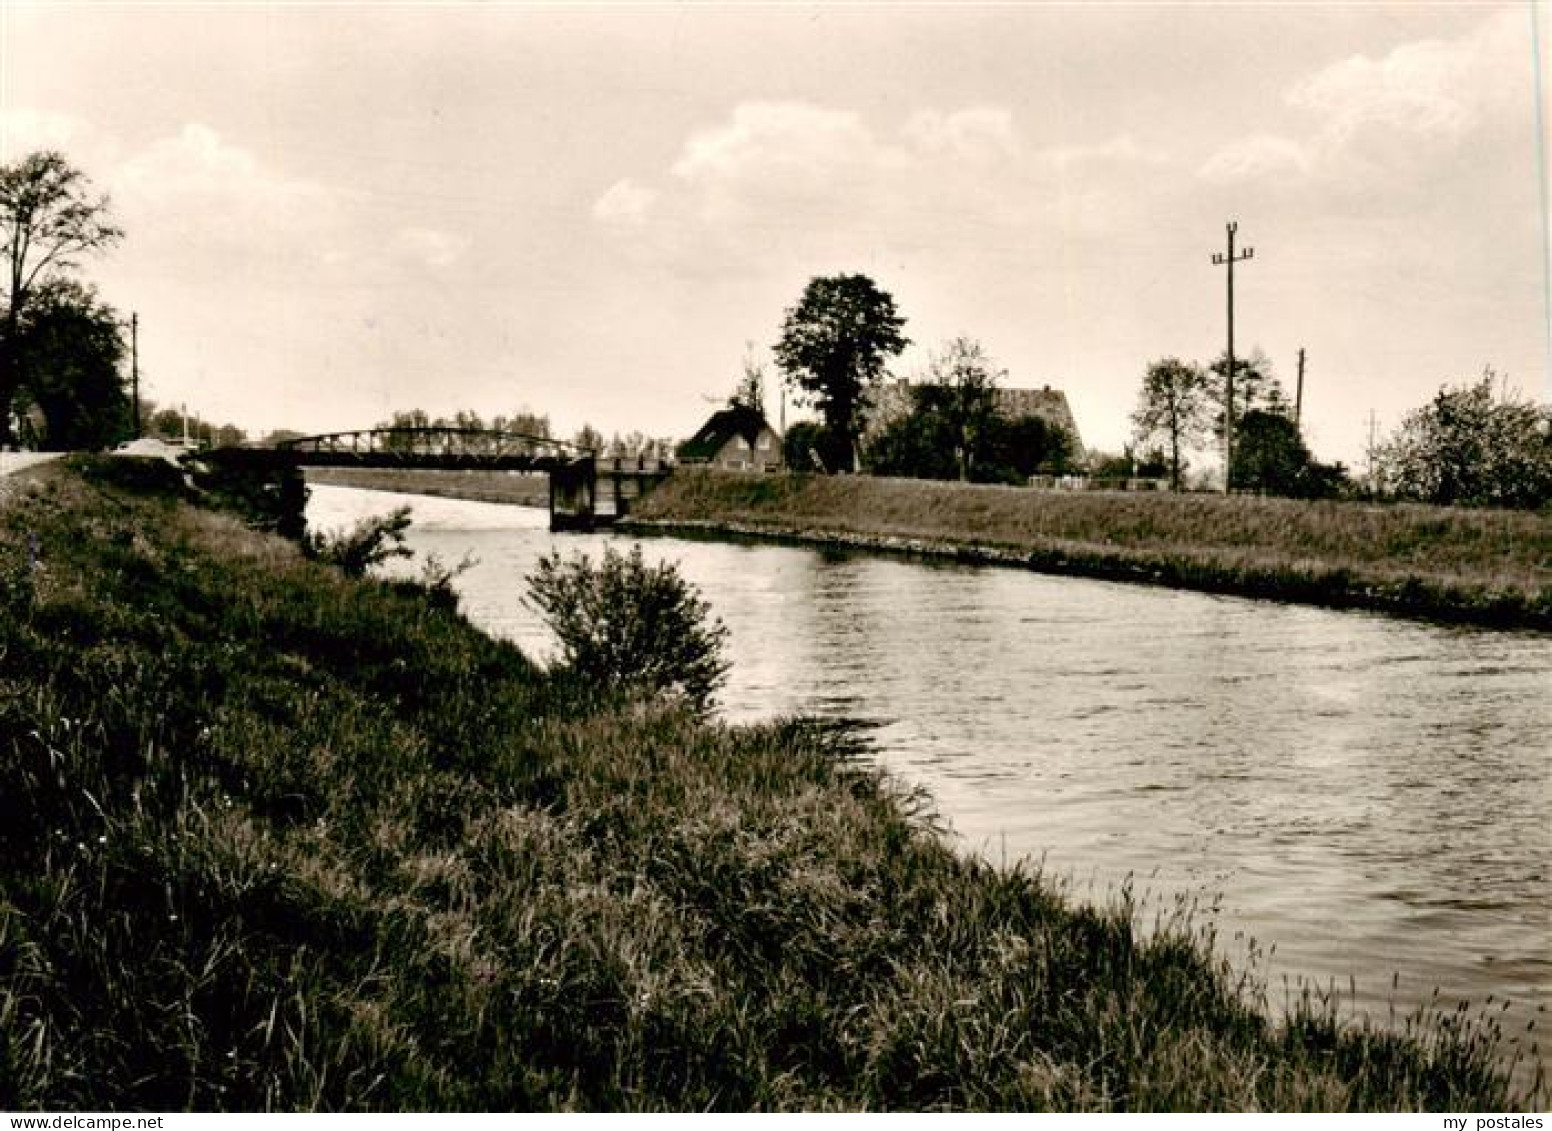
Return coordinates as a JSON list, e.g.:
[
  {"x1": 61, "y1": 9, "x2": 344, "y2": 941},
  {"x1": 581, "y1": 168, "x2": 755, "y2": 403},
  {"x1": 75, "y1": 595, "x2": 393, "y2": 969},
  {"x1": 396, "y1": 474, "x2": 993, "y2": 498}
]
[
  {"x1": 0, "y1": 458, "x2": 1539, "y2": 1110},
  {"x1": 304, "y1": 467, "x2": 550, "y2": 508},
  {"x1": 625, "y1": 471, "x2": 1552, "y2": 628}
]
